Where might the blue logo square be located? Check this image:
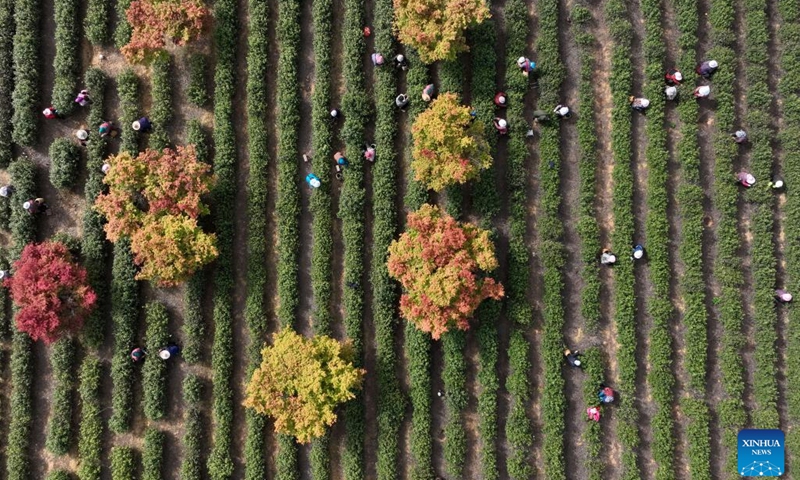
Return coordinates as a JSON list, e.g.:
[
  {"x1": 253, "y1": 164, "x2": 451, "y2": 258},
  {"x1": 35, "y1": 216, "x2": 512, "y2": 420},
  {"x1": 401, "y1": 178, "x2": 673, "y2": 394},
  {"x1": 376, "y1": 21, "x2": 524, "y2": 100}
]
[{"x1": 738, "y1": 429, "x2": 784, "y2": 476}]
